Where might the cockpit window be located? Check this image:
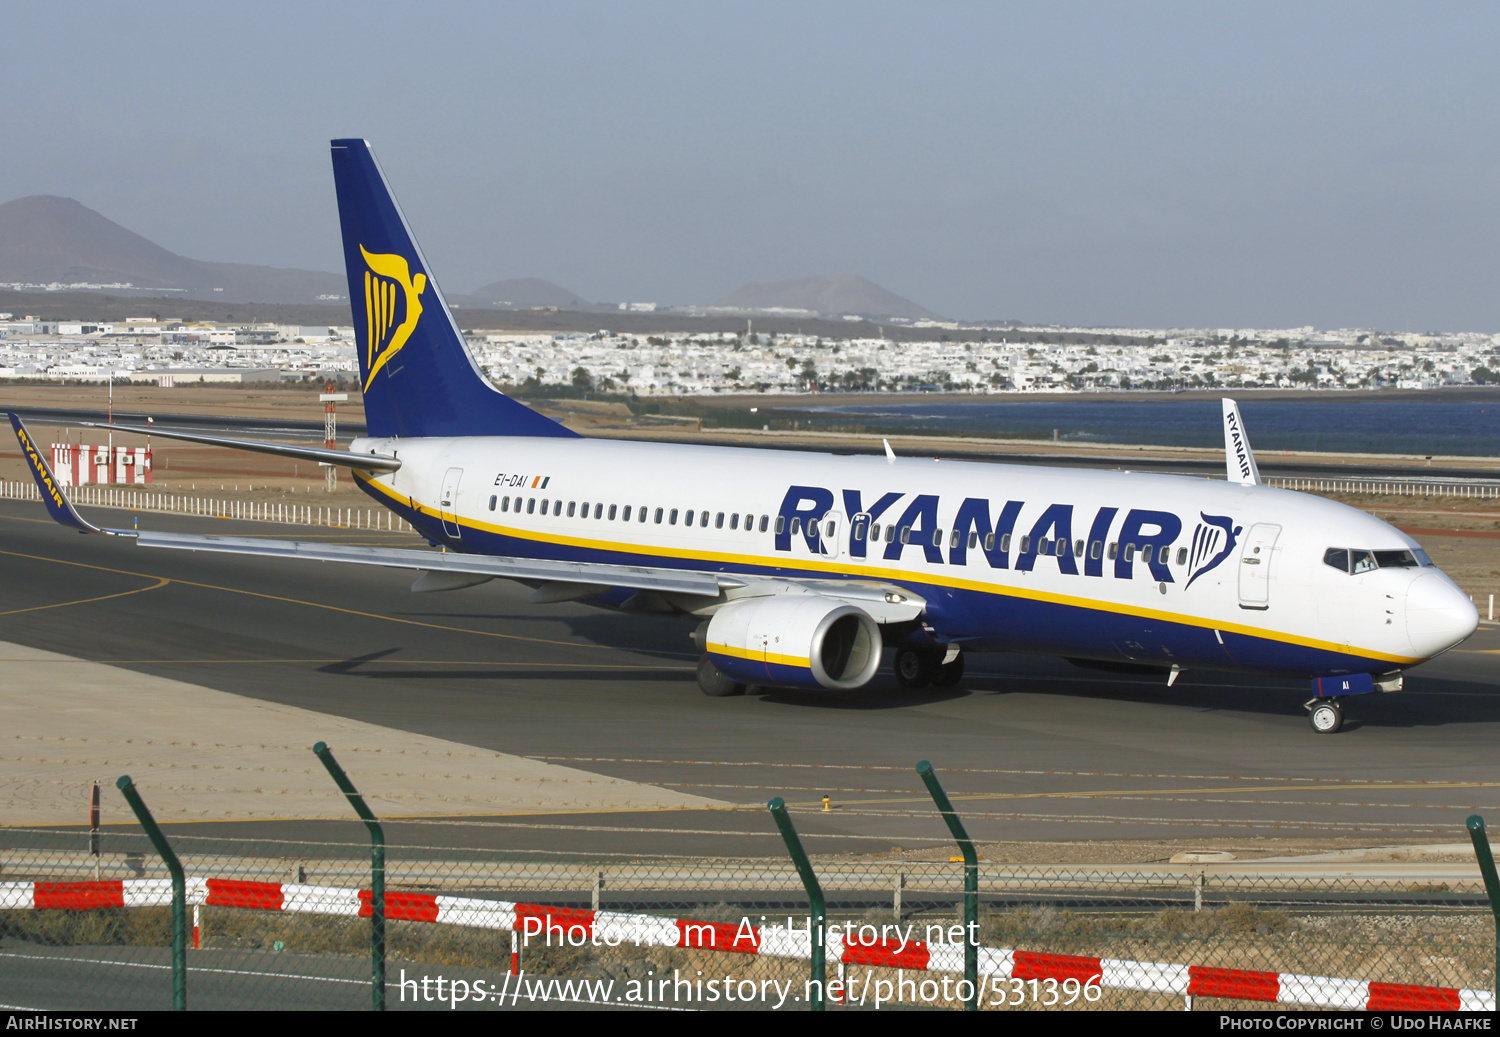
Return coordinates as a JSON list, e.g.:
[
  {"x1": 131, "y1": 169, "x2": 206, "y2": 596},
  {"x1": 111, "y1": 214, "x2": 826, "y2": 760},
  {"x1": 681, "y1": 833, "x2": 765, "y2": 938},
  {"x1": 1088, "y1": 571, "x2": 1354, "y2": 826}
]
[{"x1": 1325, "y1": 546, "x2": 1431, "y2": 574}]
